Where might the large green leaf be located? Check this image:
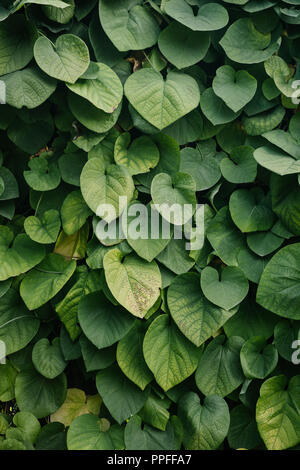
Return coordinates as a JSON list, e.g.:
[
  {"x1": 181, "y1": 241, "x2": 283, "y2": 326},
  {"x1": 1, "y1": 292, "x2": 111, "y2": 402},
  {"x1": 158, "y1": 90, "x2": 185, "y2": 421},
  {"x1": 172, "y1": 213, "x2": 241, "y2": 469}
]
[
  {"x1": 195, "y1": 335, "x2": 245, "y2": 397},
  {"x1": 0, "y1": 15, "x2": 36, "y2": 75},
  {"x1": 213, "y1": 65, "x2": 257, "y2": 113},
  {"x1": 103, "y1": 249, "x2": 161, "y2": 318},
  {"x1": 165, "y1": 0, "x2": 229, "y2": 31},
  {"x1": 96, "y1": 365, "x2": 148, "y2": 424},
  {"x1": 24, "y1": 209, "x2": 61, "y2": 244},
  {"x1": 200, "y1": 266, "x2": 249, "y2": 310},
  {"x1": 240, "y1": 336, "x2": 278, "y2": 379},
  {"x1": 32, "y1": 338, "x2": 67, "y2": 379},
  {"x1": 67, "y1": 414, "x2": 123, "y2": 450},
  {"x1": 178, "y1": 392, "x2": 230, "y2": 450},
  {"x1": 78, "y1": 291, "x2": 134, "y2": 348},
  {"x1": 256, "y1": 375, "x2": 300, "y2": 450},
  {"x1": 56, "y1": 267, "x2": 102, "y2": 341},
  {"x1": 20, "y1": 253, "x2": 76, "y2": 310},
  {"x1": 0, "y1": 226, "x2": 45, "y2": 281},
  {"x1": 257, "y1": 243, "x2": 300, "y2": 320},
  {"x1": 1, "y1": 67, "x2": 56, "y2": 109},
  {"x1": 99, "y1": 0, "x2": 160, "y2": 51},
  {"x1": 0, "y1": 289, "x2": 39, "y2": 356},
  {"x1": 158, "y1": 22, "x2": 210, "y2": 70},
  {"x1": 114, "y1": 132, "x2": 159, "y2": 175},
  {"x1": 80, "y1": 158, "x2": 134, "y2": 219},
  {"x1": 15, "y1": 369, "x2": 67, "y2": 419},
  {"x1": 168, "y1": 273, "x2": 236, "y2": 346},
  {"x1": 220, "y1": 18, "x2": 279, "y2": 63},
  {"x1": 143, "y1": 314, "x2": 200, "y2": 391},
  {"x1": 117, "y1": 321, "x2": 153, "y2": 390},
  {"x1": 124, "y1": 69, "x2": 200, "y2": 130}
]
